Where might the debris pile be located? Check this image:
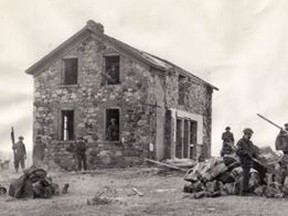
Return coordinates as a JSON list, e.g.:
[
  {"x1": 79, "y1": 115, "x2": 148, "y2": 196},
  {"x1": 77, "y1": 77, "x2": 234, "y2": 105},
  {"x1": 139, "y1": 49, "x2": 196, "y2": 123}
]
[
  {"x1": 8, "y1": 166, "x2": 65, "y2": 199},
  {"x1": 0, "y1": 160, "x2": 10, "y2": 170},
  {"x1": 183, "y1": 147, "x2": 286, "y2": 198},
  {"x1": 87, "y1": 186, "x2": 118, "y2": 205},
  {"x1": 0, "y1": 184, "x2": 7, "y2": 195}
]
